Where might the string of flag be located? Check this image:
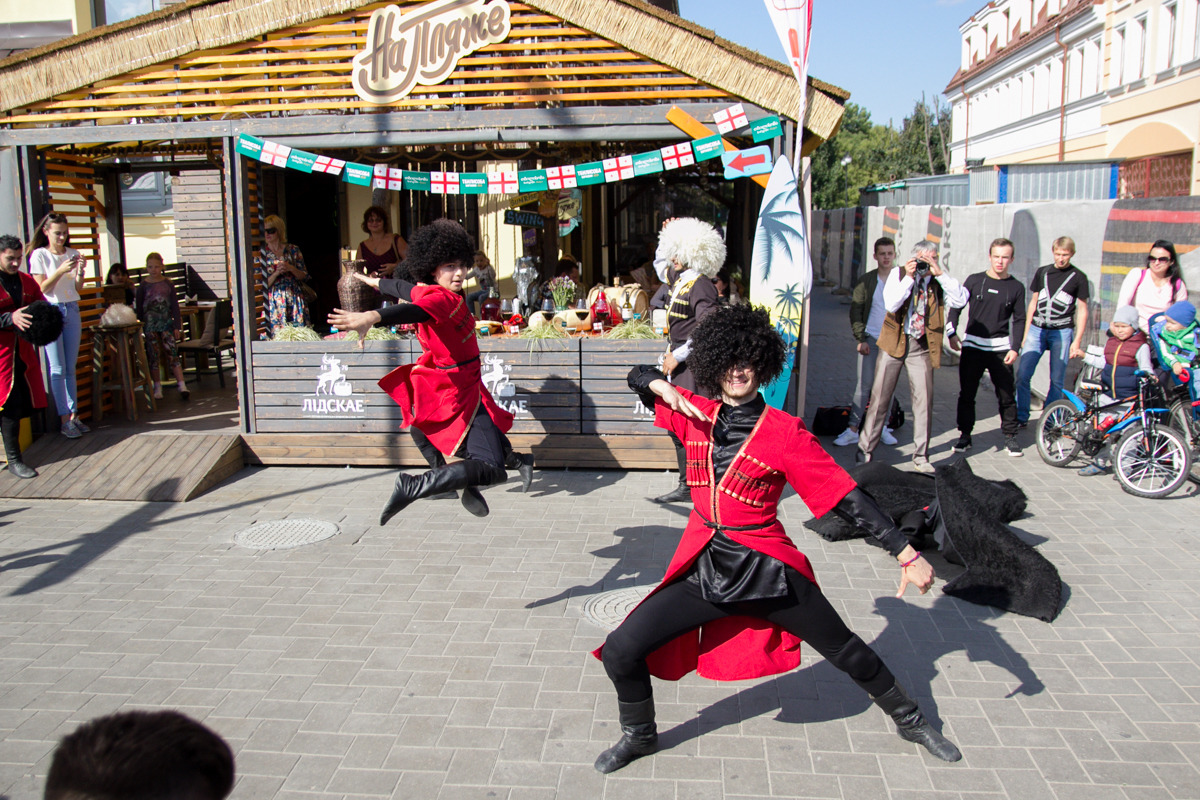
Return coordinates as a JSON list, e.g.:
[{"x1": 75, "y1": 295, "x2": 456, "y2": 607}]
[{"x1": 234, "y1": 104, "x2": 783, "y2": 195}]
